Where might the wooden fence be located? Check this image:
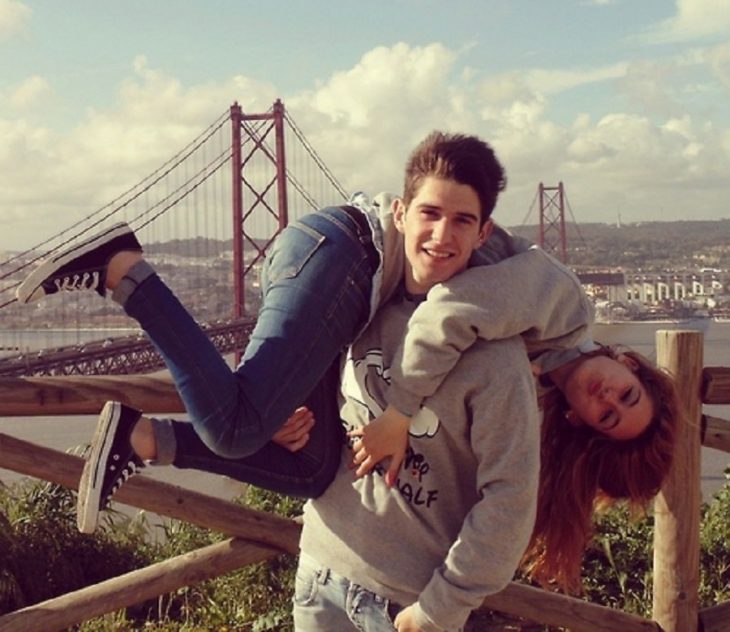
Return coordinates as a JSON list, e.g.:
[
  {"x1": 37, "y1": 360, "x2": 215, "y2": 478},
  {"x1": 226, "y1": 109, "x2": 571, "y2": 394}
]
[{"x1": 0, "y1": 330, "x2": 728, "y2": 631}]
